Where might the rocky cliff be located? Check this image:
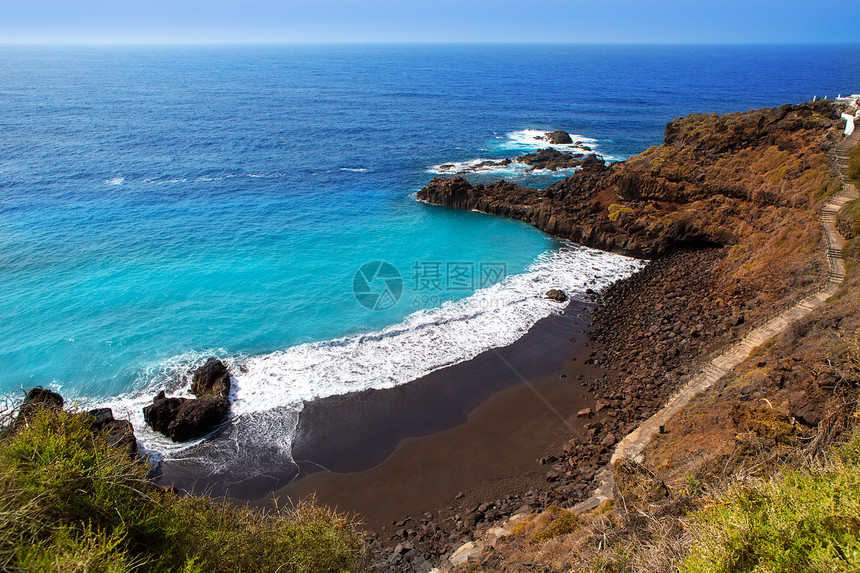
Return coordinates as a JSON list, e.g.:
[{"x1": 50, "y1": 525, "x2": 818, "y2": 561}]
[{"x1": 418, "y1": 101, "x2": 842, "y2": 260}]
